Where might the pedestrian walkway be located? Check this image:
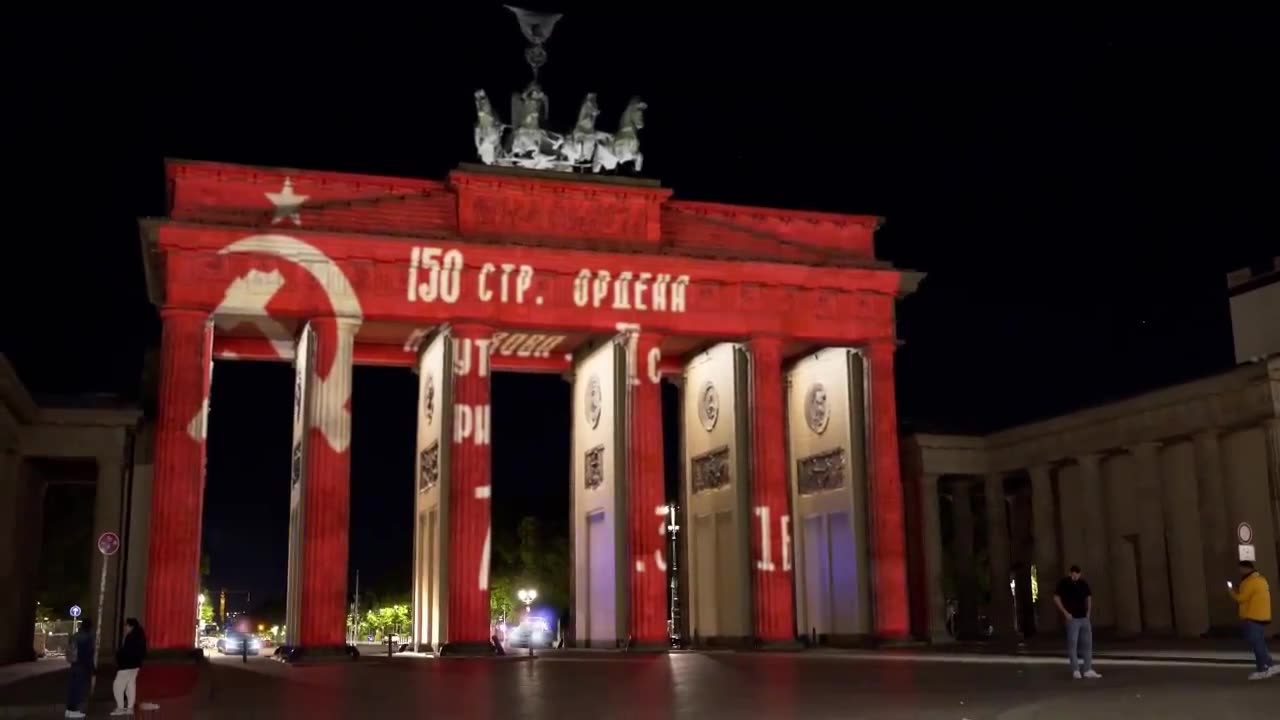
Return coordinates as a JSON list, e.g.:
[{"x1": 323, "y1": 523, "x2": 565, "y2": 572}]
[
  {"x1": 0, "y1": 659, "x2": 63, "y2": 690},
  {"x1": 920, "y1": 635, "x2": 1280, "y2": 665}
]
